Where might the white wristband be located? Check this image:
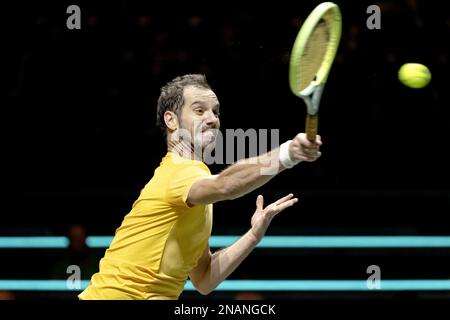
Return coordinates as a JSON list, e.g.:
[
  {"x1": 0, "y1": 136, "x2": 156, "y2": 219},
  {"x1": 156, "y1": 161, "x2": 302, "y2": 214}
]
[{"x1": 279, "y1": 140, "x2": 299, "y2": 169}]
